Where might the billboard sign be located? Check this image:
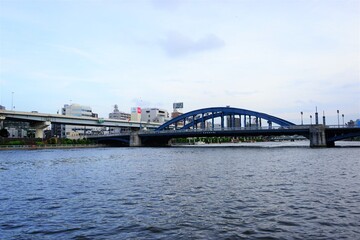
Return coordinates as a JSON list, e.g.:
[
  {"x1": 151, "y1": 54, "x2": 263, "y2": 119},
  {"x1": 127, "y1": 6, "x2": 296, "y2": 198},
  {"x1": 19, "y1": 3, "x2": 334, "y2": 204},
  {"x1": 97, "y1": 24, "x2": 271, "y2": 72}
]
[
  {"x1": 173, "y1": 102, "x2": 184, "y2": 109},
  {"x1": 131, "y1": 107, "x2": 142, "y2": 114}
]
